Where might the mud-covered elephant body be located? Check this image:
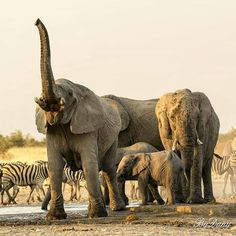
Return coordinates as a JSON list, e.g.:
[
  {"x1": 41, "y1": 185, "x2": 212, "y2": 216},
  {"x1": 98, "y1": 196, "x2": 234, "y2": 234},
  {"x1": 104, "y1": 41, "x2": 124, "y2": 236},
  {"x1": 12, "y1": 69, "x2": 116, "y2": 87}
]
[
  {"x1": 34, "y1": 19, "x2": 125, "y2": 219},
  {"x1": 103, "y1": 95, "x2": 164, "y2": 150},
  {"x1": 156, "y1": 89, "x2": 220, "y2": 203},
  {"x1": 117, "y1": 151, "x2": 184, "y2": 205}
]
